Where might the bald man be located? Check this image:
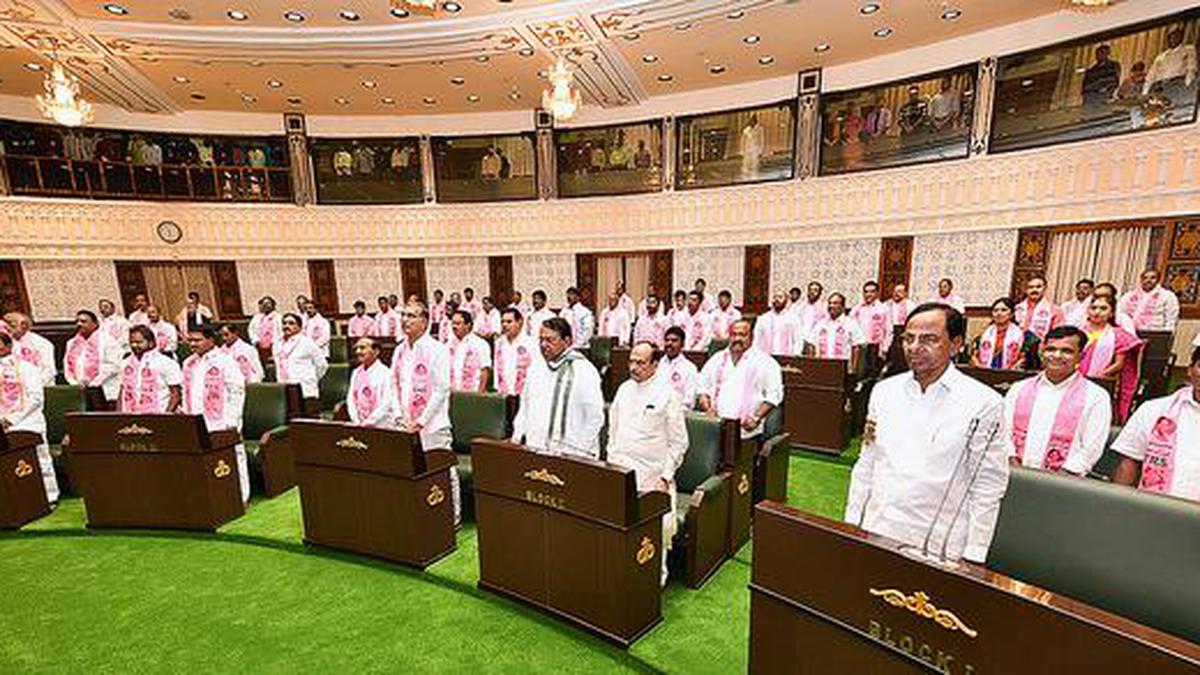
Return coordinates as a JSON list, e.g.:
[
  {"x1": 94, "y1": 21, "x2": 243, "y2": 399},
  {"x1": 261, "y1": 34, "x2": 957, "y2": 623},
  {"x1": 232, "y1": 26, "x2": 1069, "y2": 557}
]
[{"x1": 3, "y1": 312, "x2": 55, "y2": 386}]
